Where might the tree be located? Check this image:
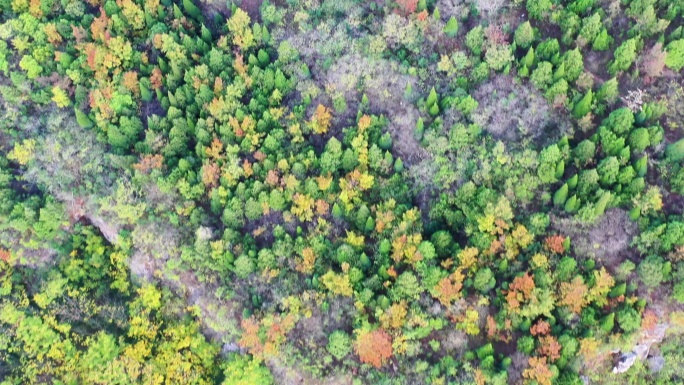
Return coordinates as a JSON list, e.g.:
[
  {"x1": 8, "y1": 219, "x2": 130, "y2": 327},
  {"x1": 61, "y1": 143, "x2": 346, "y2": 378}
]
[
  {"x1": 666, "y1": 39, "x2": 684, "y2": 71},
  {"x1": 396, "y1": 0, "x2": 419, "y2": 15},
  {"x1": 596, "y1": 77, "x2": 619, "y2": 104},
  {"x1": 592, "y1": 29, "x2": 612, "y2": 51},
  {"x1": 310, "y1": 104, "x2": 332, "y2": 134},
  {"x1": 355, "y1": 328, "x2": 392, "y2": 368},
  {"x1": 514, "y1": 21, "x2": 535, "y2": 48},
  {"x1": 51, "y1": 87, "x2": 70, "y2": 108},
  {"x1": 667, "y1": 138, "x2": 684, "y2": 162},
  {"x1": 524, "y1": 356, "x2": 554, "y2": 385},
  {"x1": 466, "y1": 26, "x2": 486, "y2": 56},
  {"x1": 222, "y1": 356, "x2": 274, "y2": 385},
  {"x1": 553, "y1": 184, "x2": 568, "y2": 207},
  {"x1": 609, "y1": 38, "x2": 638, "y2": 75},
  {"x1": 227, "y1": 8, "x2": 255, "y2": 51},
  {"x1": 444, "y1": 17, "x2": 459, "y2": 37},
  {"x1": 531, "y1": 61, "x2": 554, "y2": 89},
  {"x1": 559, "y1": 276, "x2": 588, "y2": 313},
  {"x1": 327, "y1": 331, "x2": 352, "y2": 360},
  {"x1": 638, "y1": 255, "x2": 666, "y2": 288},
  {"x1": 527, "y1": 0, "x2": 552, "y2": 20},
  {"x1": 485, "y1": 44, "x2": 514, "y2": 72},
  {"x1": 629, "y1": 127, "x2": 650, "y2": 153},
  {"x1": 573, "y1": 90, "x2": 593, "y2": 118}
]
